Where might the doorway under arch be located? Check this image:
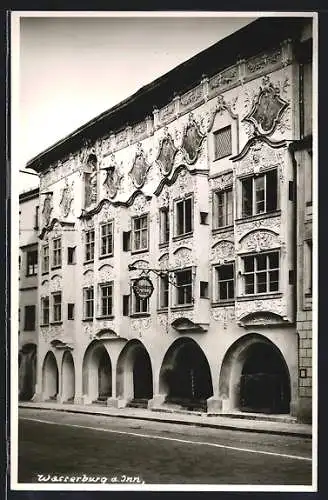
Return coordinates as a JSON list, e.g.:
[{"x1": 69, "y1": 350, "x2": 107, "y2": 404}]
[
  {"x1": 42, "y1": 351, "x2": 59, "y2": 401},
  {"x1": 61, "y1": 351, "x2": 75, "y2": 403},
  {"x1": 159, "y1": 338, "x2": 213, "y2": 411},
  {"x1": 82, "y1": 341, "x2": 112, "y2": 403},
  {"x1": 116, "y1": 340, "x2": 153, "y2": 407},
  {"x1": 219, "y1": 334, "x2": 291, "y2": 414}
]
